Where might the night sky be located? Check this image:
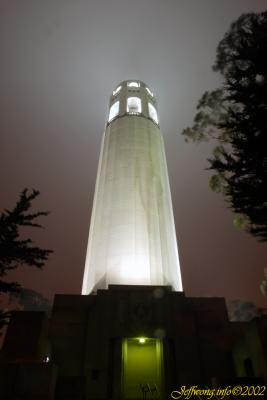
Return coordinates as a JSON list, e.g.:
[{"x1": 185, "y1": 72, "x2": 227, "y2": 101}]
[{"x1": 1, "y1": 0, "x2": 267, "y2": 308}]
